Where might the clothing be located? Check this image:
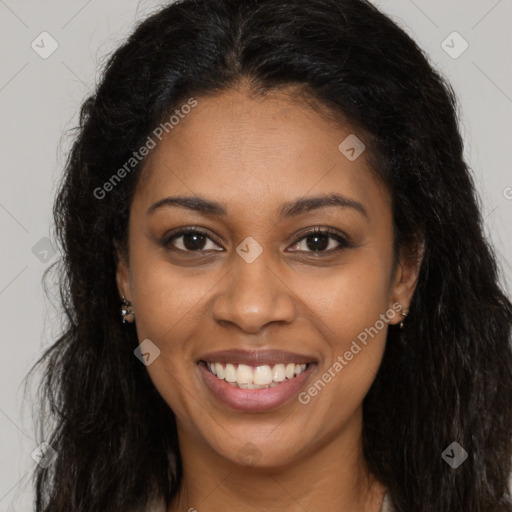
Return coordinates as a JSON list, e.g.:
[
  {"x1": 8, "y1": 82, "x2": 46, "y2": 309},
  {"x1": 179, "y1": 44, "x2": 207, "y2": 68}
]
[
  {"x1": 379, "y1": 491, "x2": 395, "y2": 512},
  {"x1": 152, "y1": 491, "x2": 394, "y2": 511},
  {"x1": 149, "y1": 498, "x2": 166, "y2": 512}
]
